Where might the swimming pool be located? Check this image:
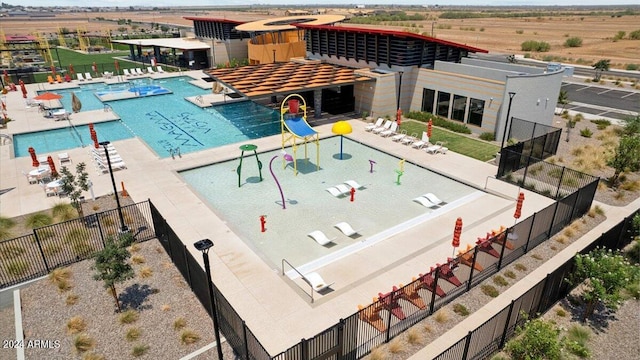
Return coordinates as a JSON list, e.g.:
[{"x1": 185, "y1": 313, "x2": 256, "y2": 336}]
[
  {"x1": 13, "y1": 121, "x2": 134, "y2": 157},
  {"x1": 18, "y1": 77, "x2": 282, "y2": 158},
  {"x1": 180, "y1": 137, "x2": 483, "y2": 272}
]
